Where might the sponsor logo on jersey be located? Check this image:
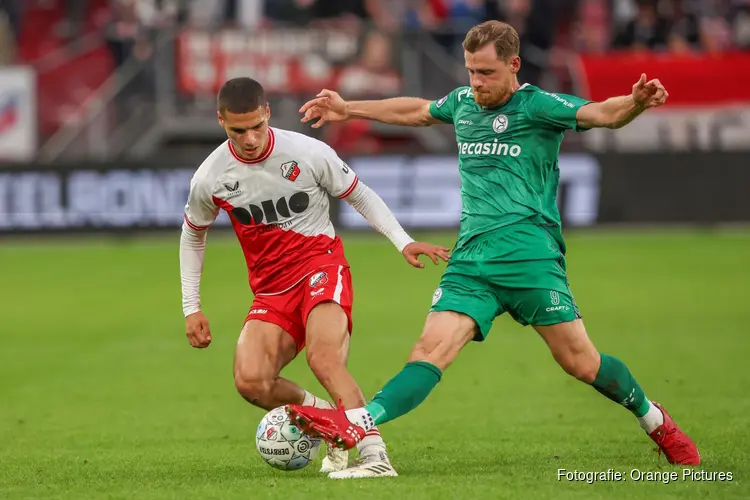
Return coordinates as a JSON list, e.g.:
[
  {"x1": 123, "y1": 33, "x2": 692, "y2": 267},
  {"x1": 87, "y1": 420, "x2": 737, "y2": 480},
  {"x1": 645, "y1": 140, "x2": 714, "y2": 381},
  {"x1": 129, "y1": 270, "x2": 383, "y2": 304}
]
[
  {"x1": 457, "y1": 88, "x2": 473, "y2": 101},
  {"x1": 231, "y1": 192, "x2": 310, "y2": 226},
  {"x1": 492, "y1": 114, "x2": 509, "y2": 133},
  {"x1": 309, "y1": 271, "x2": 328, "y2": 287},
  {"x1": 341, "y1": 161, "x2": 350, "y2": 174},
  {"x1": 541, "y1": 91, "x2": 576, "y2": 109},
  {"x1": 223, "y1": 180, "x2": 242, "y2": 197},
  {"x1": 457, "y1": 140, "x2": 522, "y2": 157},
  {"x1": 280, "y1": 161, "x2": 301, "y2": 181}
]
